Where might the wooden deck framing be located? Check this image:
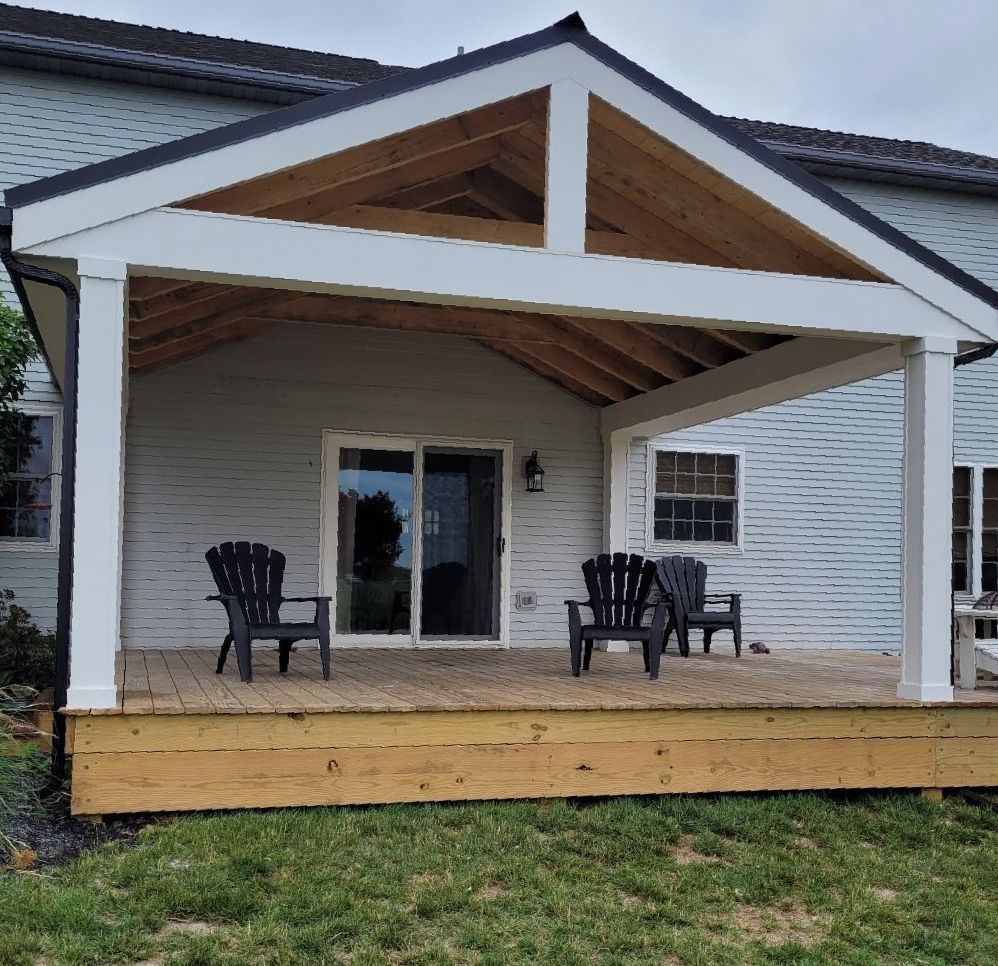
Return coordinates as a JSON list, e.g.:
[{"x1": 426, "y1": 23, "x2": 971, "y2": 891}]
[{"x1": 65, "y1": 648, "x2": 998, "y2": 815}]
